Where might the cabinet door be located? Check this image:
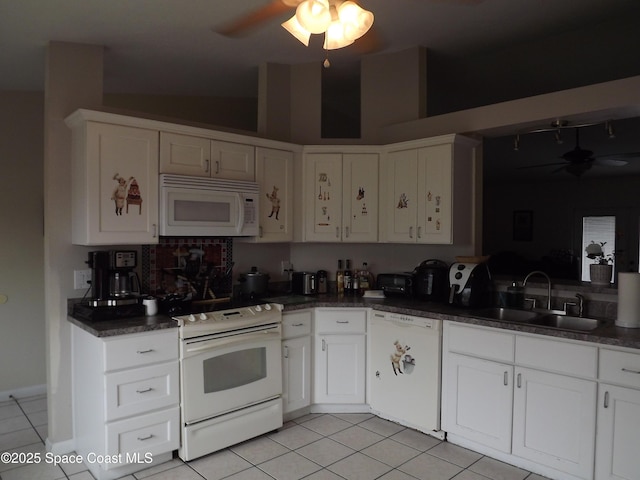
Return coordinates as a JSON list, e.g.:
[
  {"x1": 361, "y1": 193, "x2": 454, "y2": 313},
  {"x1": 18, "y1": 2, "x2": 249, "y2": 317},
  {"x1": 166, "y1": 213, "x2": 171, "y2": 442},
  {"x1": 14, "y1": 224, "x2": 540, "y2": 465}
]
[
  {"x1": 75, "y1": 122, "x2": 159, "y2": 245},
  {"x1": 314, "y1": 334, "x2": 366, "y2": 404},
  {"x1": 282, "y1": 336, "x2": 311, "y2": 414},
  {"x1": 595, "y1": 384, "x2": 640, "y2": 480},
  {"x1": 417, "y1": 145, "x2": 453, "y2": 244},
  {"x1": 512, "y1": 367, "x2": 596, "y2": 479},
  {"x1": 443, "y1": 352, "x2": 513, "y2": 453},
  {"x1": 385, "y1": 149, "x2": 418, "y2": 242},
  {"x1": 304, "y1": 153, "x2": 343, "y2": 241},
  {"x1": 255, "y1": 147, "x2": 294, "y2": 242},
  {"x1": 160, "y1": 132, "x2": 210, "y2": 176},
  {"x1": 342, "y1": 153, "x2": 379, "y2": 242},
  {"x1": 210, "y1": 140, "x2": 255, "y2": 181}
]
